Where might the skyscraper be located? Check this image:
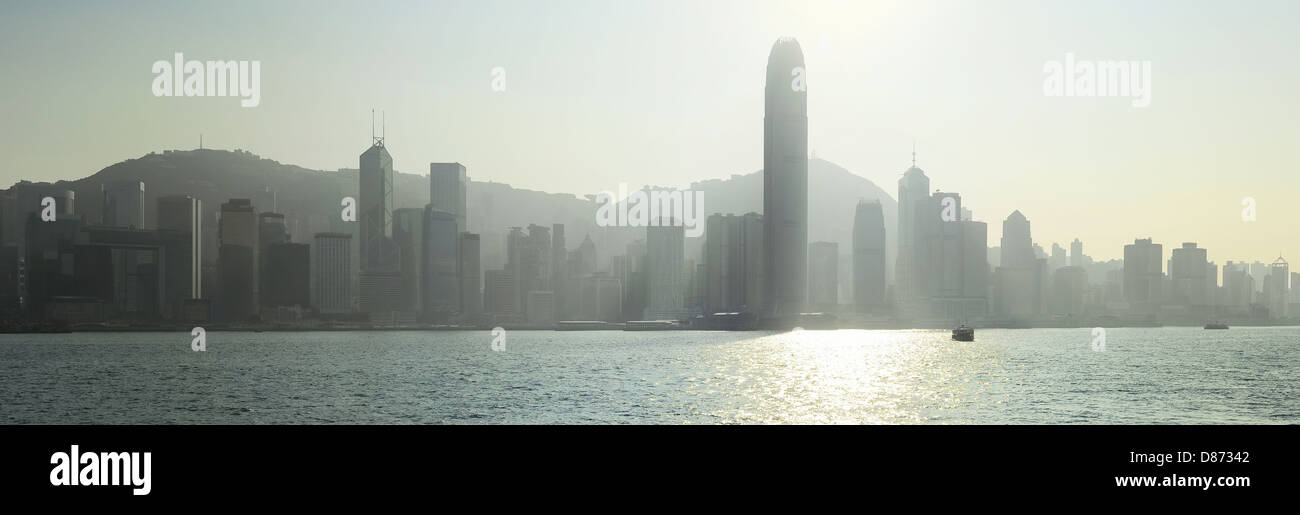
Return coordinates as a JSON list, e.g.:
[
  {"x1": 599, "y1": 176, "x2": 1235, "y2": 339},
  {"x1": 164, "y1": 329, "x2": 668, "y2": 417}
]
[
  {"x1": 704, "y1": 212, "x2": 763, "y2": 314},
  {"x1": 313, "y1": 232, "x2": 352, "y2": 314},
  {"x1": 429, "y1": 163, "x2": 468, "y2": 235},
  {"x1": 896, "y1": 155, "x2": 931, "y2": 302},
  {"x1": 459, "y1": 232, "x2": 482, "y2": 322},
  {"x1": 393, "y1": 207, "x2": 426, "y2": 313},
  {"x1": 1169, "y1": 242, "x2": 1209, "y2": 308},
  {"x1": 101, "y1": 180, "x2": 144, "y2": 228},
  {"x1": 157, "y1": 195, "x2": 202, "y2": 317},
  {"x1": 645, "y1": 222, "x2": 686, "y2": 320},
  {"x1": 995, "y1": 210, "x2": 1039, "y2": 319},
  {"x1": 359, "y1": 137, "x2": 395, "y2": 272},
  {"x1": 217, "y1": 199, "x2": 258, "y2": 322},
  {"x1": 1123, "y1": 238, "x2": 1164, "y2": 309},
  {"x1": 853, "y1": 199, "x2": 886, "y2": 311},
  {"x1": 762, "y1": 37, "x2": 808, "y2": 320},
  {"x1": 423, "y1": 208, "x2": 460, "y2": 322}
]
